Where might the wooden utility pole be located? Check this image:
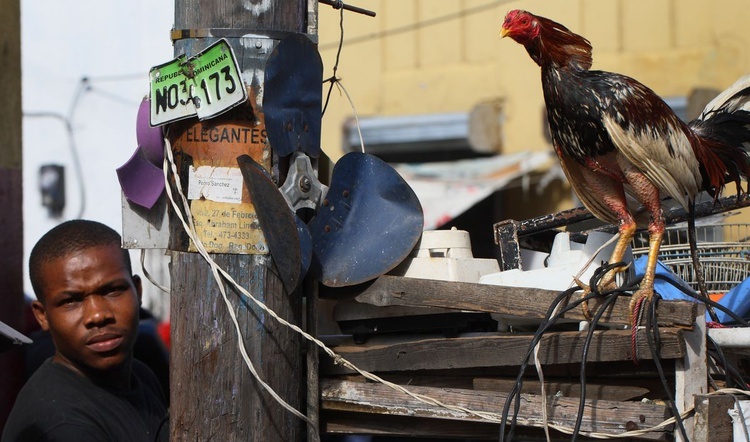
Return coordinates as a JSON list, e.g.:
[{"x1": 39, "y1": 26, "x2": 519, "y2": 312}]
[
  {"x1": 0, "y1": 0, "x2": 24, "y2": 428},
  {"x1": 168, "y1": 1, "x2": 315, "y2": 440}
]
